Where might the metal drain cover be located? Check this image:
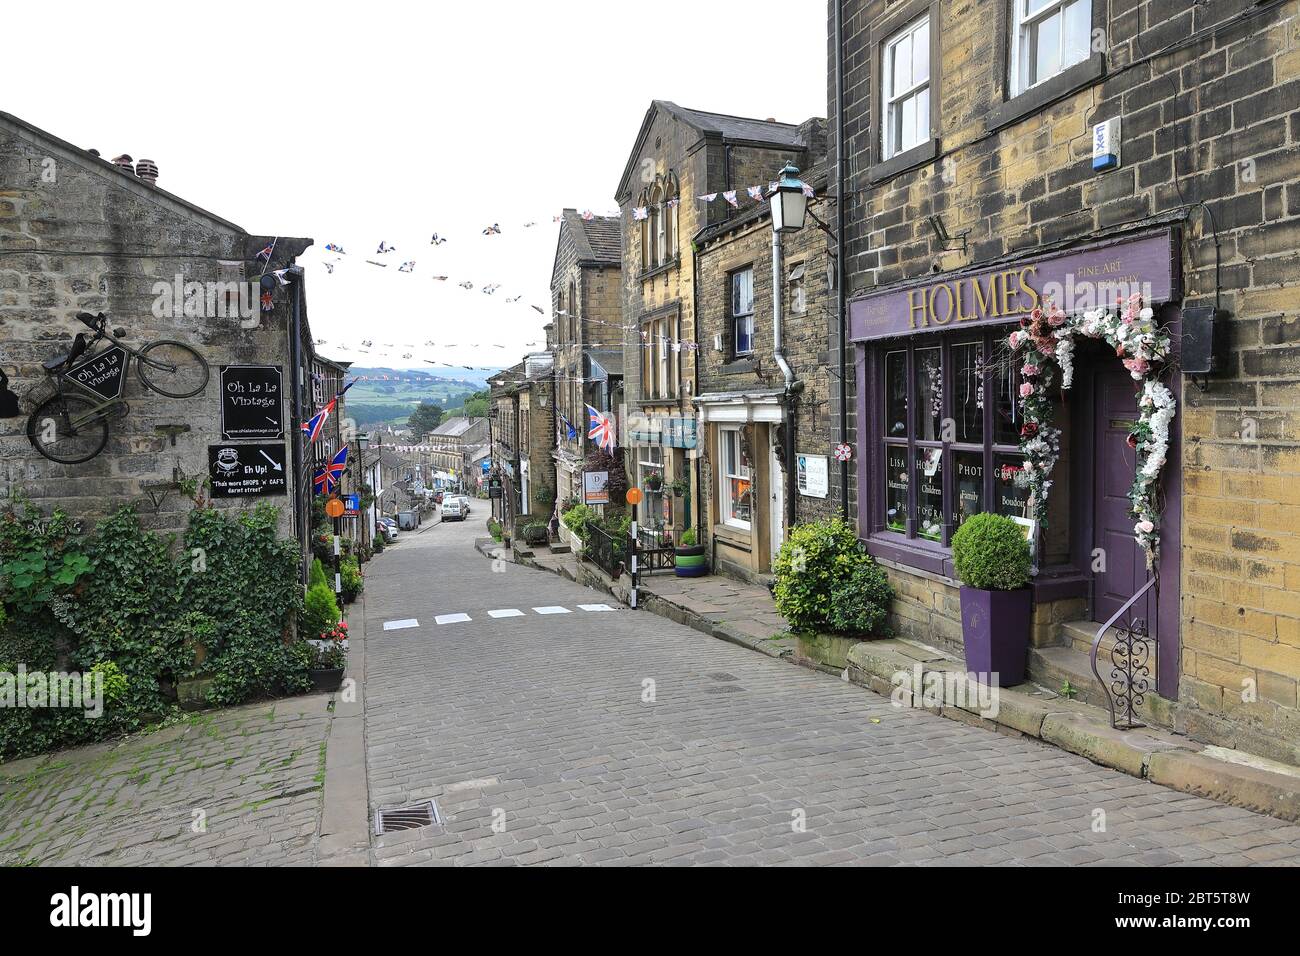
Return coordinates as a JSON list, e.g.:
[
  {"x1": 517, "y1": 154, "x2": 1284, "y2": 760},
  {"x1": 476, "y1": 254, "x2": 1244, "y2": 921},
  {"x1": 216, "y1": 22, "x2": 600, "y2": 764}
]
[
  {"x1": 706, "y1": 684, "x2": 744, "y2": 694},
  {"x1": 375, "y1": 800, "x2": 442, "y2": 835},
  {"x1": 706, "y1": 672, "x2": 739, "y2": 681}
]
